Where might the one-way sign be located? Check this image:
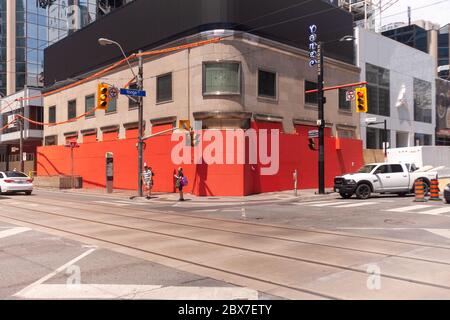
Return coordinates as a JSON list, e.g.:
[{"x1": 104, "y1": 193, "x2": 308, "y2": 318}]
[{"x1": 120, "y1": 88, "x2": 147, "y2": 97}]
